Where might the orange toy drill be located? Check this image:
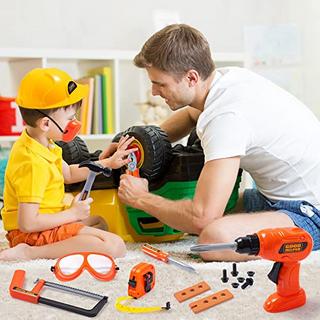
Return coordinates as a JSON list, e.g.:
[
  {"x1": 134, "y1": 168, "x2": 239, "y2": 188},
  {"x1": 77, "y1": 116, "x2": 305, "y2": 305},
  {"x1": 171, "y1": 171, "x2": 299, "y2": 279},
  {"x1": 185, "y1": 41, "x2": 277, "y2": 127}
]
[{"x1": 191, "y1": 227, "x2": 313, "y2": 313}]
